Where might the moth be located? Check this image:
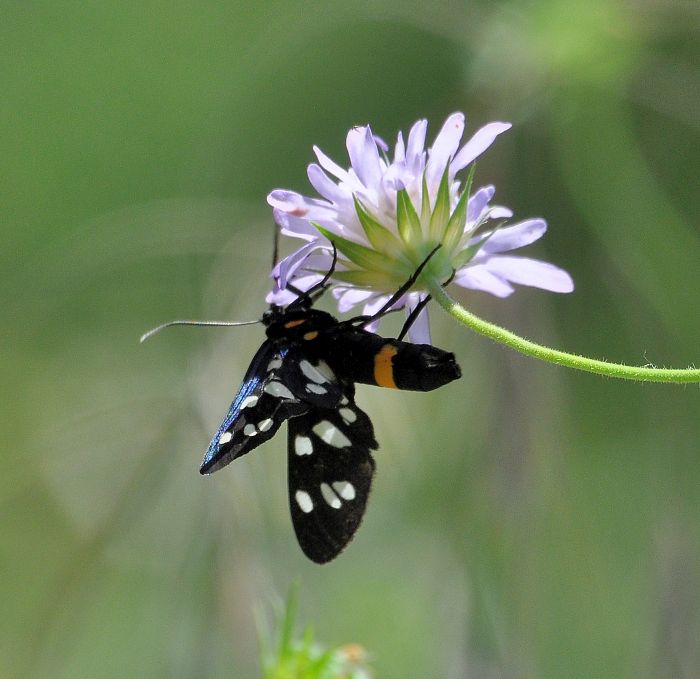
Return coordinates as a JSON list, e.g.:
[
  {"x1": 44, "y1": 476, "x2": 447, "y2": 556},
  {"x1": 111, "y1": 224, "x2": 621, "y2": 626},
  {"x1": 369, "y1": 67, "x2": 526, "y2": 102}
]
[{"x1": 199, "y1": 249, "x2": 461, "y2": 563}]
